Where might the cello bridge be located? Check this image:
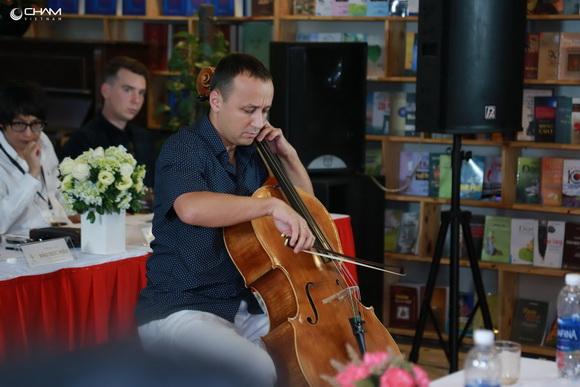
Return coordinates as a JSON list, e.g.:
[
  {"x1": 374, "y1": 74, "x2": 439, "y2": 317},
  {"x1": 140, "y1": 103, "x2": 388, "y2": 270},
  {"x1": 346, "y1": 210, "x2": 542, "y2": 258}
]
[{"x1": 322, "y1": 286, "x2": 360, "y2": 304}]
